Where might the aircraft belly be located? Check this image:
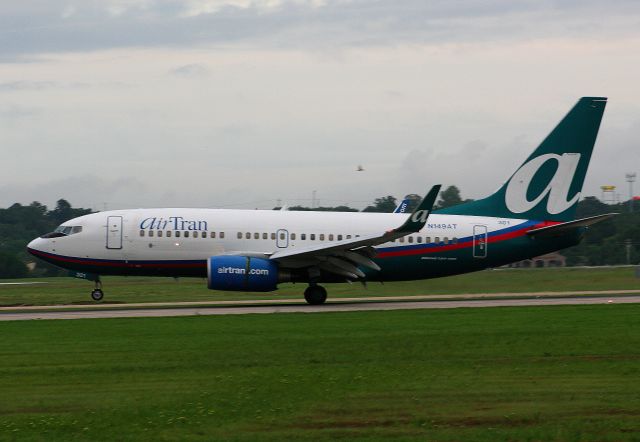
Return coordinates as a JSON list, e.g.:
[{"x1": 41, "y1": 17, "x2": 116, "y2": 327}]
[{"x1": 371, "y1": 232, "x2": 581, "y2": 282}]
